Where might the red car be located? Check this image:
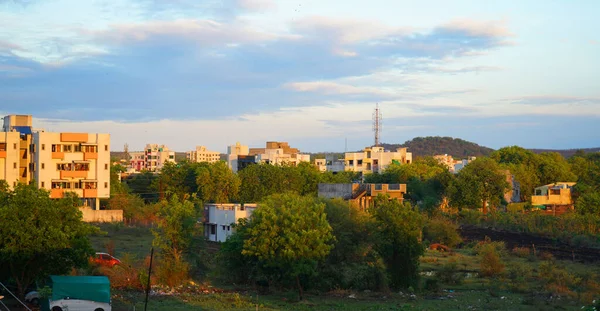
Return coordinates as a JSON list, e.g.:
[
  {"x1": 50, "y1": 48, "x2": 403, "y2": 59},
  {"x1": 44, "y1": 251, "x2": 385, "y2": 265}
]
[{"x1": 90, "y1": 252, "x2": 121, "y2": 267}]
